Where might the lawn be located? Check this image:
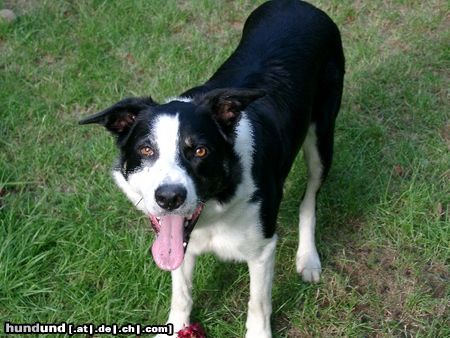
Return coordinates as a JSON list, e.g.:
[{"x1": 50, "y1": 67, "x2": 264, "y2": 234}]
[{"x1": 0, "y1": 0, "x2": 448, "y2": 337}]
